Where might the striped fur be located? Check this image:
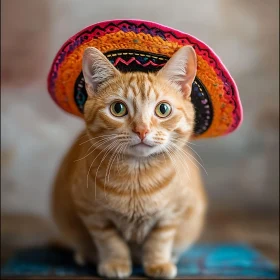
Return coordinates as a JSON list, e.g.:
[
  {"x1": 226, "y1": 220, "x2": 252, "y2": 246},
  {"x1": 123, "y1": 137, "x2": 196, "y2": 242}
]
[{"x1": 52, "y1": 46, "x2": 207, "y2": 279}]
